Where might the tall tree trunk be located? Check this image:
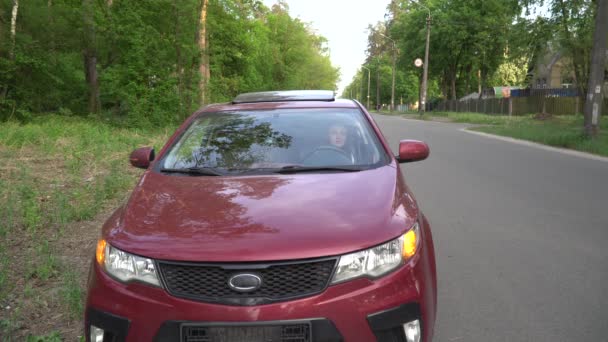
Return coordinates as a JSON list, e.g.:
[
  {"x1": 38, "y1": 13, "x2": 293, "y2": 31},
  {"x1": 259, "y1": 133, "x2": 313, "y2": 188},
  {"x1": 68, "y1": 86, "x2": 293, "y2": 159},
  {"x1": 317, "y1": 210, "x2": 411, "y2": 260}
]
[
  {"x1": 441, "y1": 75, "x2": 449, "y2": 100},
  {"x1": 48, "y1": 0, "x2": 56, "y2": 63},
  {"x1": 450, "y1": 68, "x2": 457, "y2": 100},
  {"x1": 0, "y1": 6, "x2": 3, "y2": 45},
  {"x1": 464, "y1": 64, "x2": 472, "y2": 94},
  {"x1": 174, "y1": 0, "x2": 183, "y2": 118},
  {"x1": 583, "y1": 0, "x2": 608, "y2": 137},
  {"x1": 182, "y1": 1, "x2": 204, "y2": 115},
  {"x1": 2, "y1": 0, "x2": 19, "y2": 99},
  {"x1": 480, "y1": 69, "x2": 489, "y2": 98},
  {"x1": 478, "y1": 69, "x2": 482, "y2": 95},
  {"x1": 10, "y1": 0, "x2": 18, "y2": 60},
  {"x1": 198, "y1": 0, "x2": 210, "y2": 106},
  {"x1": 83, "y1": 0, "x2": 100, "y2": 113}
]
